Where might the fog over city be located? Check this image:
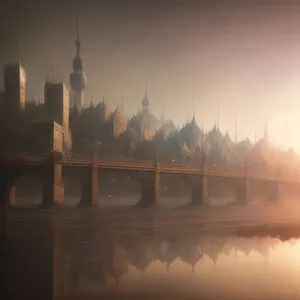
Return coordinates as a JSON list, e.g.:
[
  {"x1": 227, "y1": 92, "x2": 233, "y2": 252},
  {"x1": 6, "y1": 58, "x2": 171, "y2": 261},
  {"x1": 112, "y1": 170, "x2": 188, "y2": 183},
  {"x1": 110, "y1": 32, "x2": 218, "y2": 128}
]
[
  {"x1": 2, "y1": 1, "x2": 300, "y2": 151},
  {"x1": 3, "y1": 2, "x2": 300, "y2": 300}
]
